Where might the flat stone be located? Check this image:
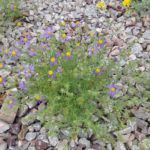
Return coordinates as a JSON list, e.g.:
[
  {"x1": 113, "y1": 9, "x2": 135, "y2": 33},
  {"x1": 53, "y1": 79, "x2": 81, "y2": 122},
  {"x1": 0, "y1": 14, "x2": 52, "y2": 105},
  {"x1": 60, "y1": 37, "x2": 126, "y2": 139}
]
[
  {"x1": 0, "y1": 141, "x2": 7, "y2": 150},
  {"x1": 143, "y1": 30, "x2": 150, "y2": 40},
  {"x1": 131, "y1": 43, "x2": 143, "y2": 55},
  {"x1": 0, "y1": 96, "x2": 18, "y2": 124},
  {"x1": 35, "y1": 140, "x2": 48, "y2": 150},
  {"x1": 18, "y1": 104, "x2": 29, "y2": 117},
  {"x1": 48, "y1": 136, "x2": 59, "y2": 147},
  {"x1": 25, "y1": 132, "x2": 37, "y2": 141},
  {"x1": 0, "y1": 120, "x2": 10, "y2": 133},
  {"x1": 115, "y1": 141, "x2": 126, "y2": 150},
  {"x1": 78, "y1": 138, "x2": 90, "y2": 148}
]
